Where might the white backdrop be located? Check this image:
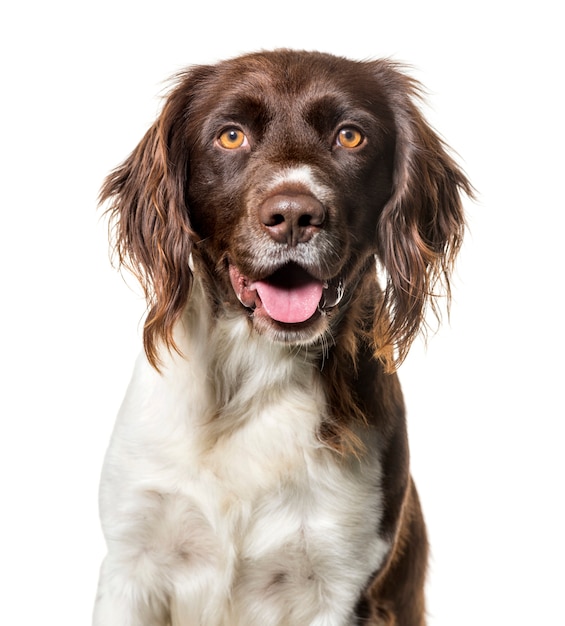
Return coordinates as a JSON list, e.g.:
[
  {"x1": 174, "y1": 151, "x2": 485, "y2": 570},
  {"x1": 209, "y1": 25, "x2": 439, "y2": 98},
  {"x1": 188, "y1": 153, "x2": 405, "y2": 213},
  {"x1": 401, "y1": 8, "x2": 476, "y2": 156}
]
[{"x1": 2, "y1": 1, "x2": 563, "y2": 624}]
